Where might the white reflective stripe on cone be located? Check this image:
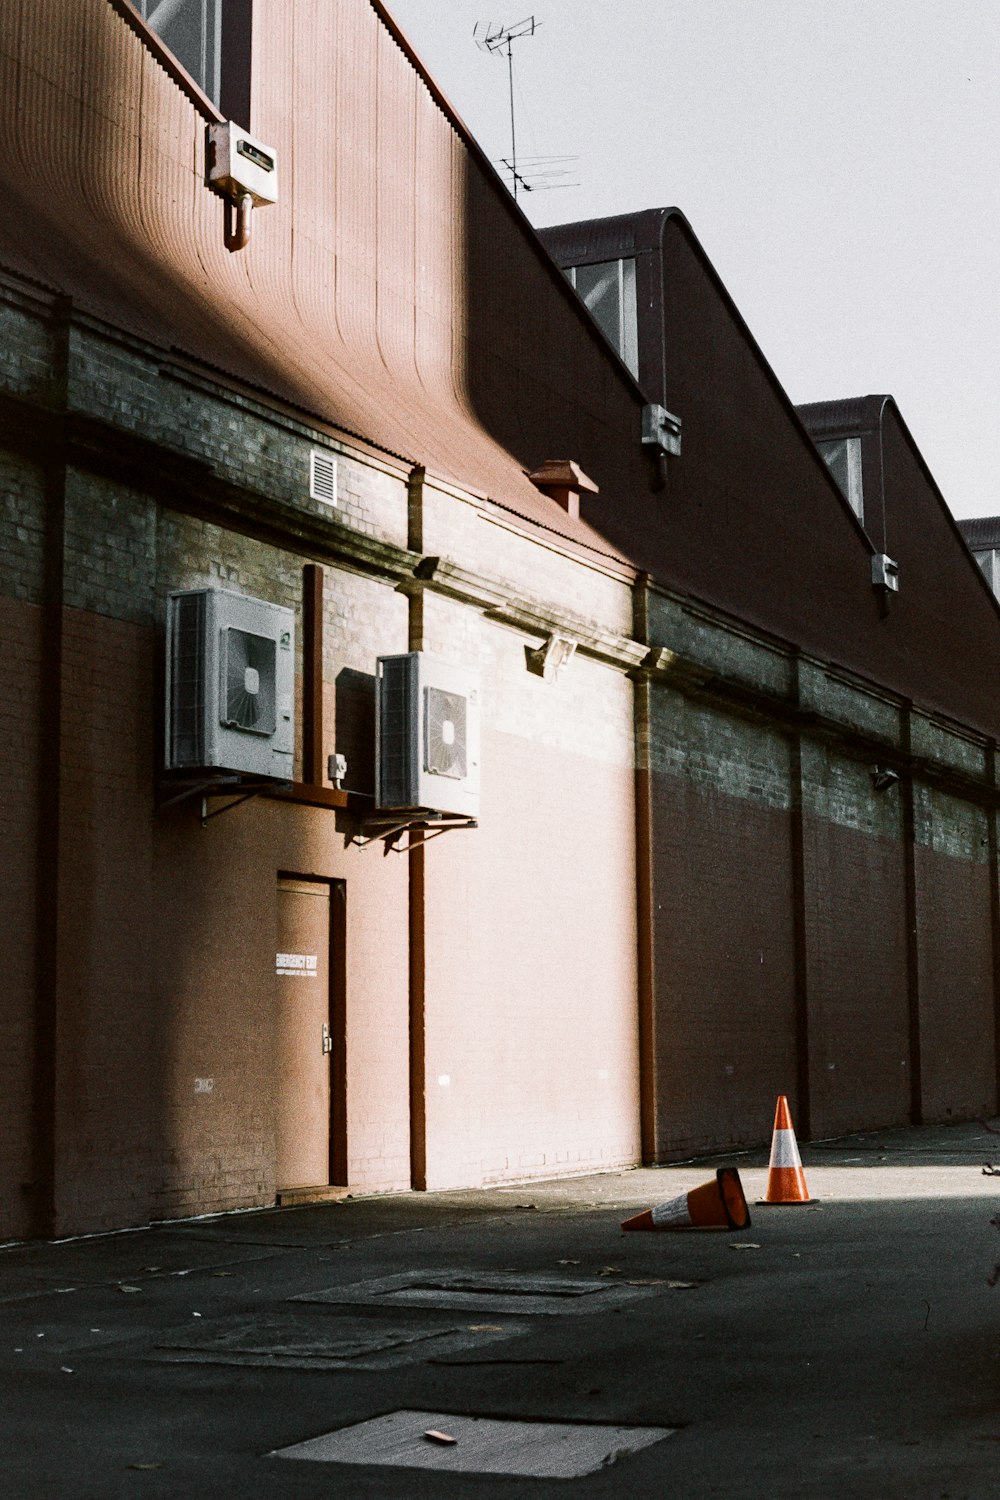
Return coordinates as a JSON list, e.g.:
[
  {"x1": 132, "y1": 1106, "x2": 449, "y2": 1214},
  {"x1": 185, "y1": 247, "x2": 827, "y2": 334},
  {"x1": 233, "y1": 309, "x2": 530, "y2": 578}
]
[
  {"x1": 769, "y1": 1128, "x2": 802, "y2": 1168},
  {"x1": 651, "y1": 1194, "x2": 692, "y2": 1228}
]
